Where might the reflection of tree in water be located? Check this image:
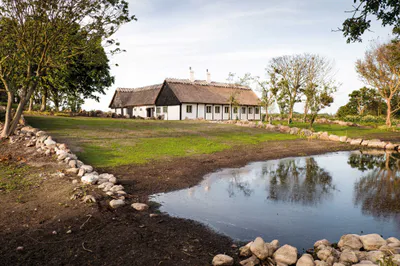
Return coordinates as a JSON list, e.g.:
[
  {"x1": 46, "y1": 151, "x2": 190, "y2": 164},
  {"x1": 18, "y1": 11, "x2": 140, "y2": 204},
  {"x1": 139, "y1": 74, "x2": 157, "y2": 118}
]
[
  {"x1": 267, "y1": 158, "x2": 335, "y2": 205},
  {"x1": 350, "y1": 151, "x2": 400, "y2": 218},
  {"x1": 227, "y1": 170, "x2": 253, "y2": 197}
]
